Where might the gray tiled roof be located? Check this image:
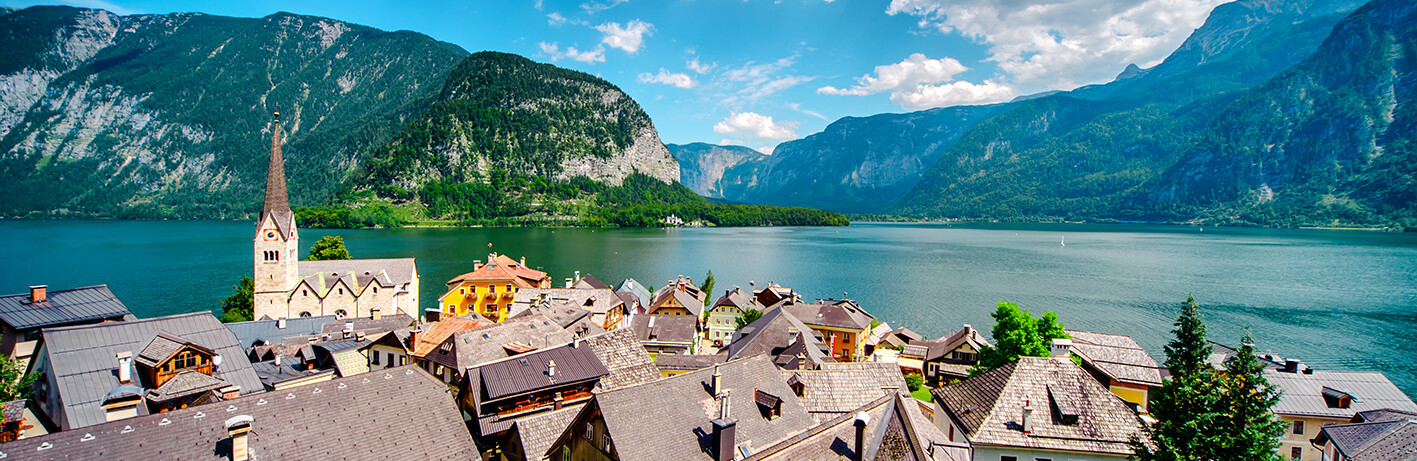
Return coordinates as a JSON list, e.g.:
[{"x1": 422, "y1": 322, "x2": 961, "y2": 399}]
[
  {"x1": 723, "y1": 306, "x2": 832, "y2": 368},
  {"x1": 570, "y1": 355, "x2": 819, "y2": 461},
  {"x1": 134, "y1": 332, "x2": 209, "y2": 368},
  {"x1": 712, "y1": 287, "x2": 759, "y2": 312},
  {"x1": 511, "y1": 406, "x2": 583, "y2": 461},
  {"x1": 1315, "y1": 418, "x2": 1417, "y2": 461},
  {"x1": 1, "y1": 365, "x2": 477, "y2": 460},
  {"x1": 573, "y1": 274, "x2": 611, "y2": 289},
  {"x1": 251, "y1": 360, "x2": 335, "y2": 389},
  {"x1": 434, "y1": 315, "x2": 576, "y2": 373},
  {"x1": 146, "y1": 370, "x2": 227, "y2": 402},
  {"x1": 1268, "y1": 369, "x2": 1417, "y2": 419},
  {"x1": 1066, "y1": 329, "x2": 1164, "y2": 387},
  {"x1": 1, "y1": 400, "x2": 24, "y2": 424},
  {"x1": 650, "y1": 277, "x2": 708, "y2": 318},
  {"x1": 745, "y1": 393, "x2": 968, "y2": 461},
  {"x1": 788, "y1": 362, "x2": 907, "y2": 421},
  {"x1": 225, "y1": 315, "x2": 338, "y2": 350},
  {"x1": 480, "y1": 345, "x2": 608, "y2": 400},
  {"x1": 0, "y1": 285, "x2": 131, "y2": 330},
  {"x1": 510, "y1": 288, "x2": 625, "y2": 317},
  {"x1": 656, "y1": 353, "x2": 727, "y2": 372},
  {"x1": 580, "y1": 328, "x2": 661, "y2": 391},
  {"x1": 615, "y1": 278, "x2": 652, "y2": 311},
  {"x1": 319, "y1": 314, "x2": 414, "y2": 336},
  {"x1": 297, "y1": 258, "x2": 417, "y2": 294},
  {"x1": 630, "y1": 314, "x2": 698, "y2": 344},
  {"x1": 781, "y1": 299, "x2": 874, "y2": 331},
  {"x1": 36, "y1": 311, "x2": 264, "y2": 431},
  {"x1": 1357, "y1": 408, "x2": 1417, "y2": 423},
  {"x1": 931, "y1": 356, "x2": 1145, "y2": 455},
  {"x1": 918, "y1": 325, "x2": 990, "y2": 362}
]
